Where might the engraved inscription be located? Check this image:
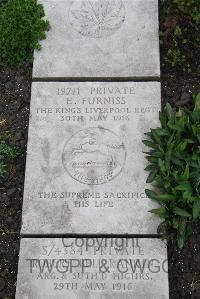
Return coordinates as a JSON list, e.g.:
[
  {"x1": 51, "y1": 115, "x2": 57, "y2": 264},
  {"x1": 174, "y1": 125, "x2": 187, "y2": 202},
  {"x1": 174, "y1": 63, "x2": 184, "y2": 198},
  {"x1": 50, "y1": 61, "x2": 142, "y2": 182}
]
[
  {"x1": 62, "y1": 127, "x2": 126, "y2": 185},
  {"x1": 69, "y1": 0, "x2": 126, "y2": 38},
  {"x1": 16, "y1": 238, "x2": 168, "y2": 299}
]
